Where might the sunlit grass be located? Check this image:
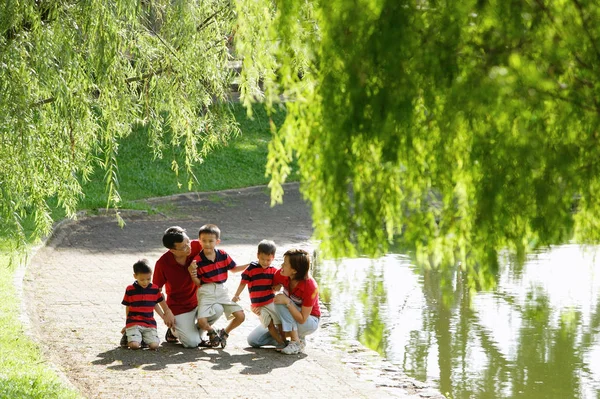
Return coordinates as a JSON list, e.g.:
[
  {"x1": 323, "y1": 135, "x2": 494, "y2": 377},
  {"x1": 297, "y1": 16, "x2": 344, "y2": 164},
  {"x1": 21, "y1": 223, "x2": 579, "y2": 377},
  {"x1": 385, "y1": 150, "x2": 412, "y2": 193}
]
[
  {"x1": 75, "y1": 103, "x2": 293, "y2": 212},
  {"x1": 0, "y1": 250, "x2": 81, "y2": 399}
]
